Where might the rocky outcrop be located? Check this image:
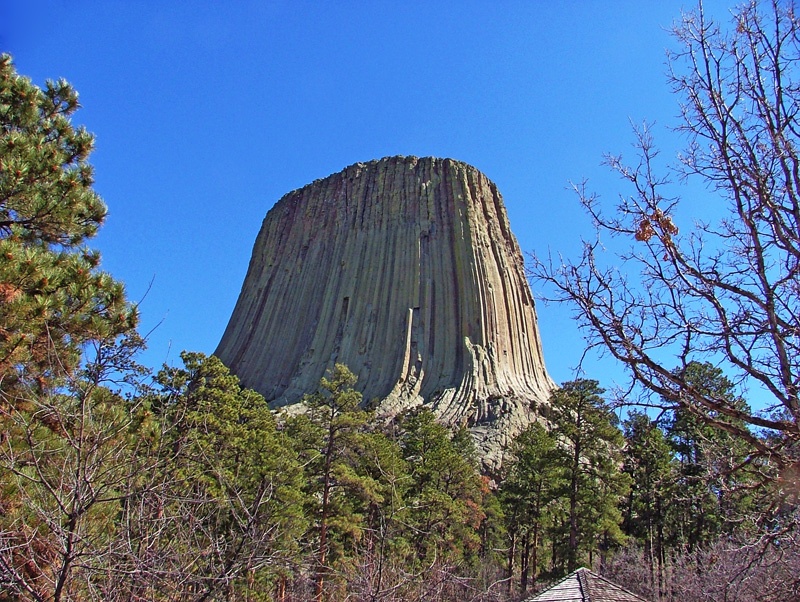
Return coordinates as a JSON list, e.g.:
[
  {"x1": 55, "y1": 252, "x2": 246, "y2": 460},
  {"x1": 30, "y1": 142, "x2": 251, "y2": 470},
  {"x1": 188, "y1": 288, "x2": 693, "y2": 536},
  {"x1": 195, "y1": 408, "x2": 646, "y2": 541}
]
[{"x1": 215, "y1": 156, "x2": 554, "y2": 469}]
